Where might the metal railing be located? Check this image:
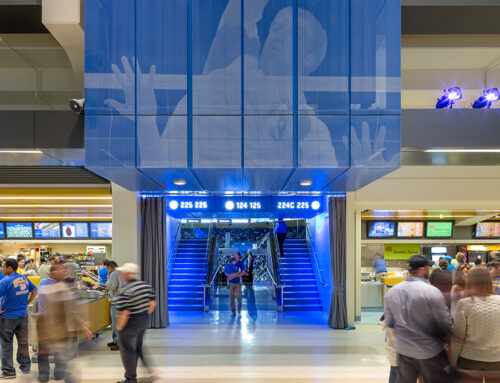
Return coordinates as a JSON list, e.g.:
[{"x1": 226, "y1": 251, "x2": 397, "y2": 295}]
[
  {"x1": 305, "y1": 223, "x2": 327, "y2": 288},
  {"x1": 203, "y1": 236, "x2": 219, "y2": 312}
]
